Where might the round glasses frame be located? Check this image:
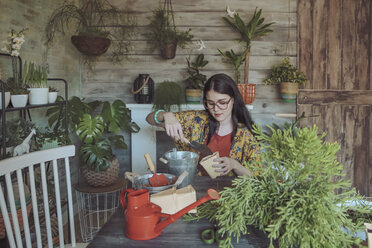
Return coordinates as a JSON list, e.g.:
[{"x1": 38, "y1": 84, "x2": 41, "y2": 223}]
[{"x1": 203, "y1": 98, "x2": 232, "y2": 110}]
